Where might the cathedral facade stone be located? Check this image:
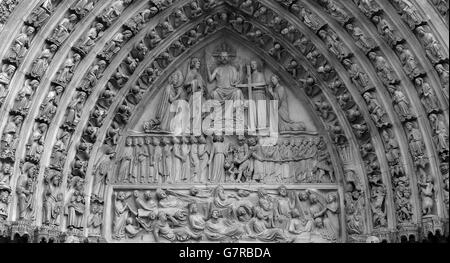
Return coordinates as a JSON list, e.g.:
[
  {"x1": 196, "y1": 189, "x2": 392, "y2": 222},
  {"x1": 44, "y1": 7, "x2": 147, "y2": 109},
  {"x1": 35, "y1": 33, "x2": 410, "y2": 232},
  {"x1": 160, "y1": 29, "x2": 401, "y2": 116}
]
[{"x1": 0, "y1": 0, "x2": 448, "y2": 243}]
